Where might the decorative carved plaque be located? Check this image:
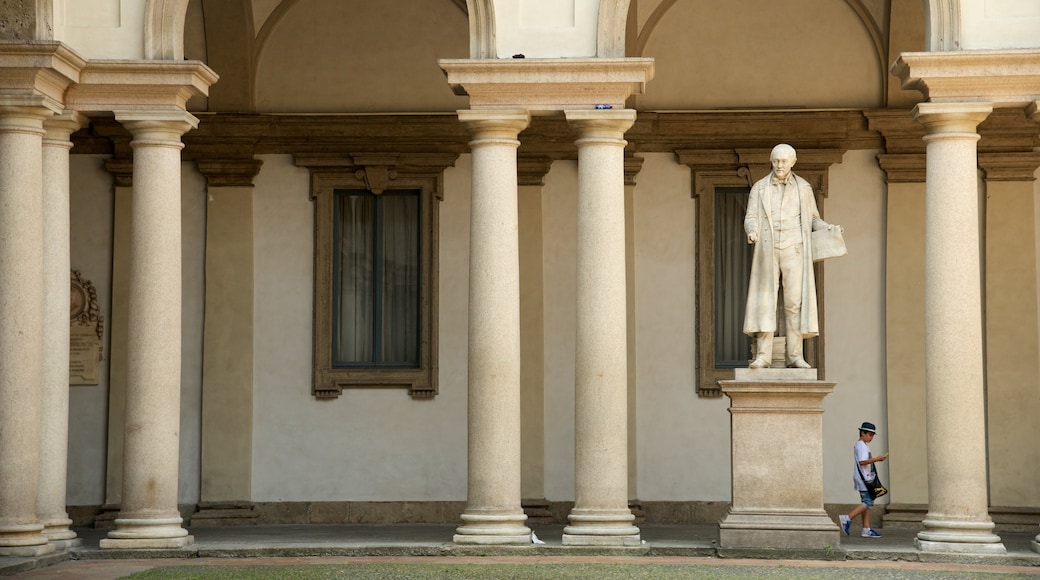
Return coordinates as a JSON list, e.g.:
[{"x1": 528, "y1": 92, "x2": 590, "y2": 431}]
[{"x1": 70, "y1": 270, "x2": 103, "y2": 386}]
